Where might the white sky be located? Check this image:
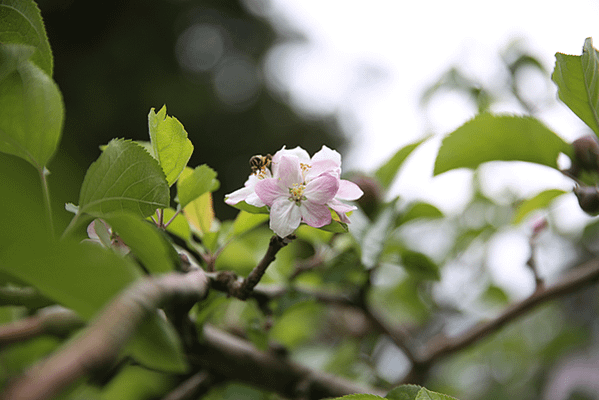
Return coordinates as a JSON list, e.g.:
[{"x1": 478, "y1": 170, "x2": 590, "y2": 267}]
[{"x1": 258, "y1": 0, "x2": 599, "y2": 216}]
